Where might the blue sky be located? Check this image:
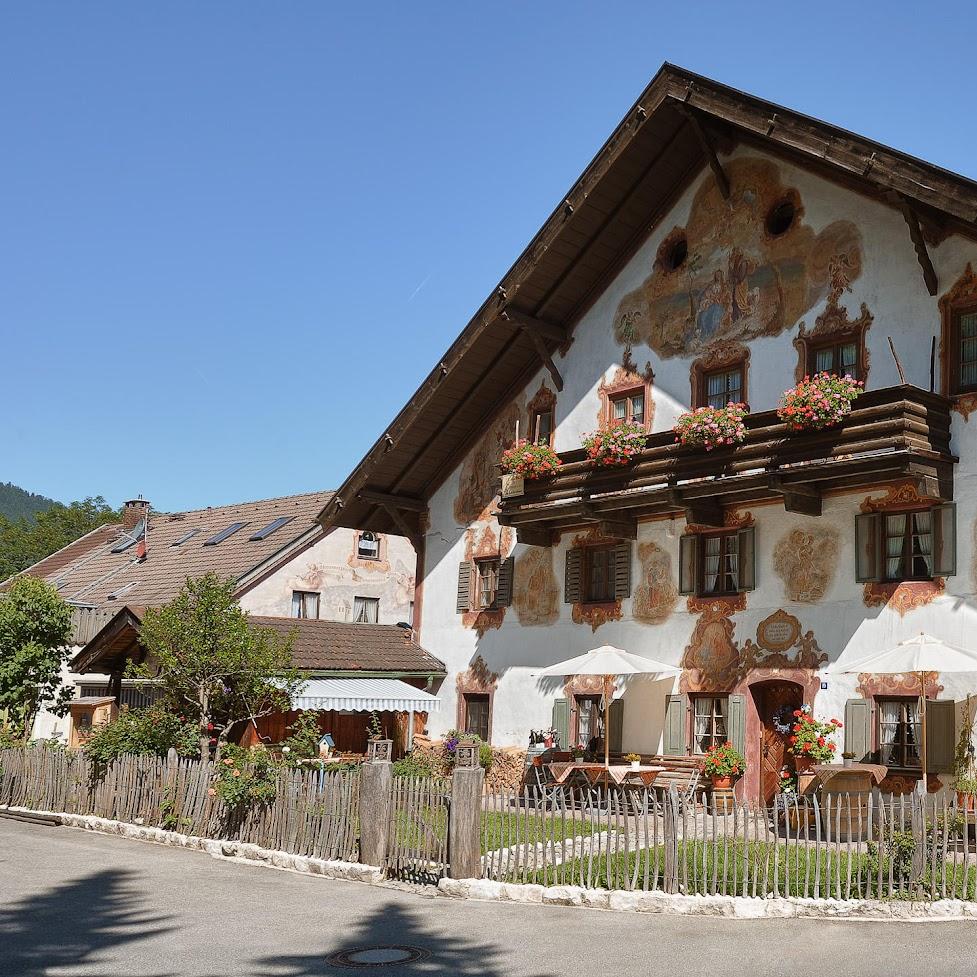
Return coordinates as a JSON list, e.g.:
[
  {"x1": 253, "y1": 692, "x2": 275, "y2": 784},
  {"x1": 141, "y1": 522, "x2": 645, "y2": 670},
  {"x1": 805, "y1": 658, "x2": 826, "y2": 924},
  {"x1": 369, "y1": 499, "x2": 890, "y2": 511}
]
[{"x1": 3, "y1": 2, "x2": 973, "y2": 512}]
